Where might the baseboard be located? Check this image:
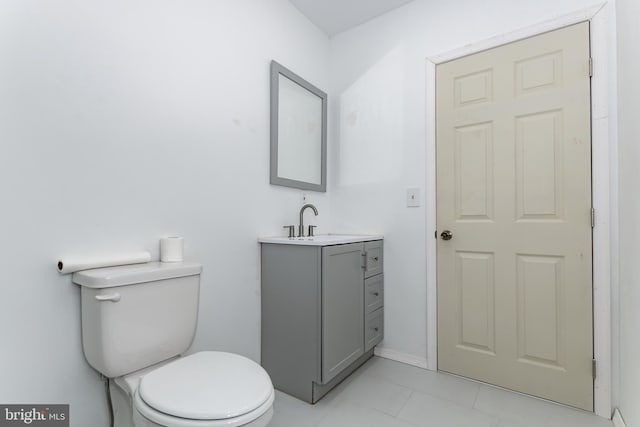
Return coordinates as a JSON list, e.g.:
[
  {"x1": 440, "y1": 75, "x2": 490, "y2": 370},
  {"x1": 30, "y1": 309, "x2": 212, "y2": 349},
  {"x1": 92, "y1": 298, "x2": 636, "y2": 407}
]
[
  {"x1": 612, "y1": 409, "x2": 626, "y2": 427},
  {"x1": 374, "y1": 347, "x2": 429, "y2": 369}
]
